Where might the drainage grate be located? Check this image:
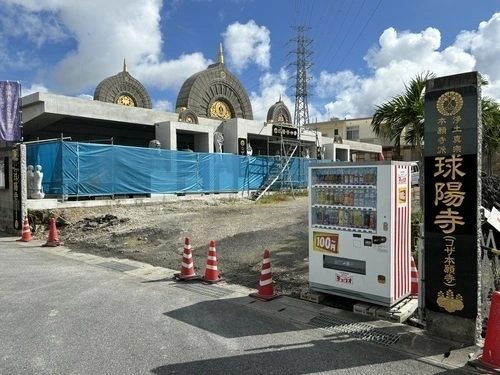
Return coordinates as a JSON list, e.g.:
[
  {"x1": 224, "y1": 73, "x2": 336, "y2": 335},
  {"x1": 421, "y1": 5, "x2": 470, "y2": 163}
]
[
  {"x1": 309, "y1": 314, "x2": 400, "y2": 347},
  {"x1": 173, "y1": 283, "x2": 233, "y2": 299},
  {"x1": 98, "y1": 261, "x2": 140, "y2": 273}
]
